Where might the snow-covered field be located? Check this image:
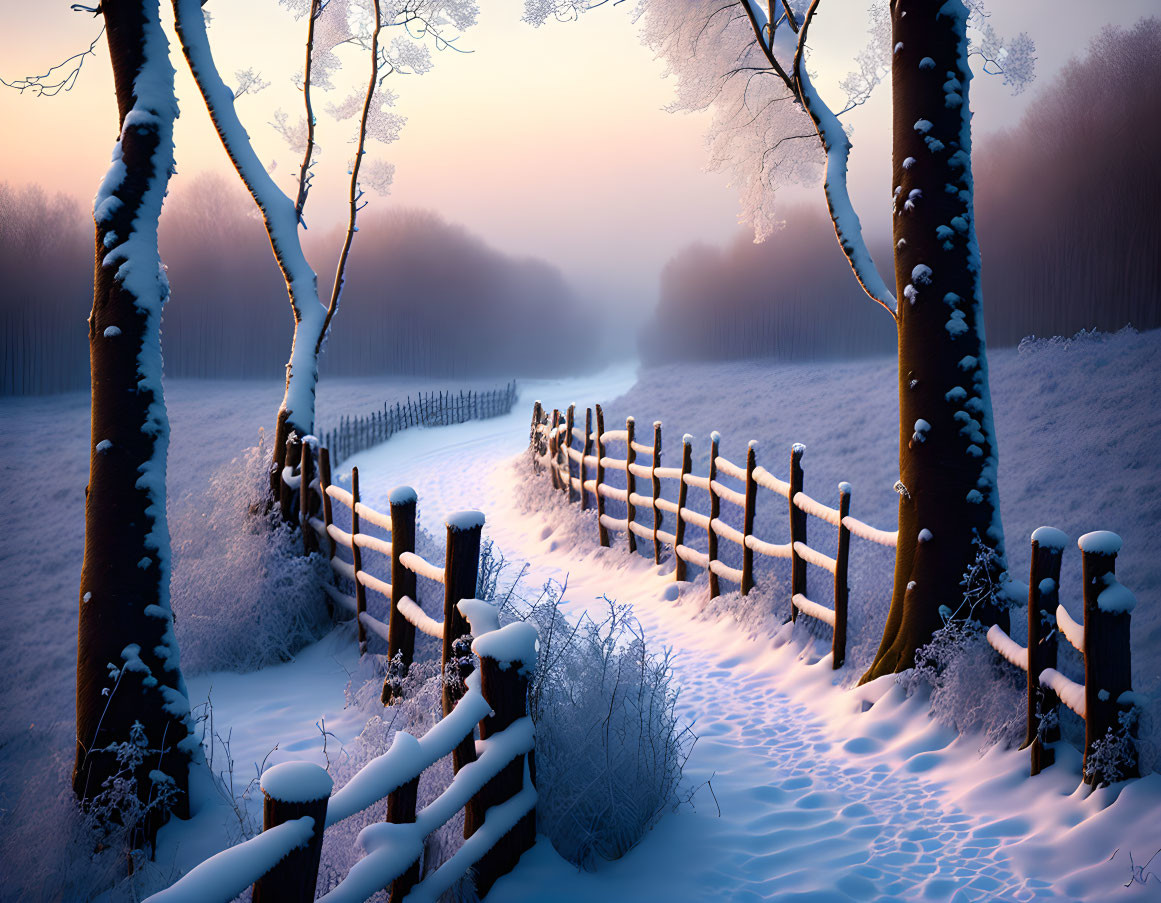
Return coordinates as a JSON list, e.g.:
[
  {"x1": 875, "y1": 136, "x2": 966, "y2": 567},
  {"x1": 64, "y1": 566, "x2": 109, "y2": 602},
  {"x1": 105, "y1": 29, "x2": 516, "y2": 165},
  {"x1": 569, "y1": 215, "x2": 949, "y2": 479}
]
[{"x1": 2, "y1": 330, "x2": 1159, "y2": 901}]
